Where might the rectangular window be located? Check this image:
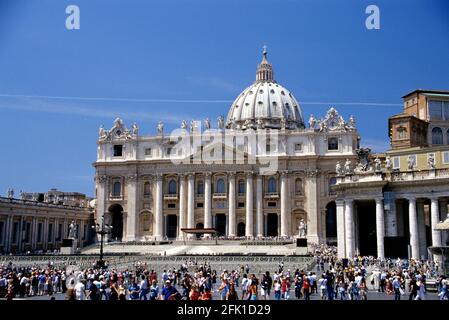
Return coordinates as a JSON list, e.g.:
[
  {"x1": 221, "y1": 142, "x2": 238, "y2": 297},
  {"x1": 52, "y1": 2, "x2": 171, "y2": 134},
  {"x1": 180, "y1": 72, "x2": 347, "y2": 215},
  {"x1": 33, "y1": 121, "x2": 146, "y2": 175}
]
[
  {"x1": 37, "y1": 223, "x2": 43, "y2": 242},
  {"x1": 166, "y1": 147, "x2": 172, "y2": 155},
  {"x1": 238, "y1": 202, "x2": 245, "y2": 208},
  {"x1": 144, "y1": 148, "x2": 152, "y2": 156},
  {"x1": 328, "y1": 137, "x2": 339, "y2": 151},
  {"x1": 196, "y1": 202, "x2": 204, "y2": 208},
  {"x1": 167, "y1": 203, "x2": 176, "y2": 209},
  {"x1": 443, "y1": 151, "x2": 449, "y2": 164},
  {"x1": 113, "y1": 144, "x2": 123, "y2": 157},
  {"x1": 429, "y1": 100, "x2": 443, "y2": 120},
  {"x1": 12, "y1": 222, "x2": 19, "y2": 244},
  {"x1": 392, "y1": 156, "x2": 400, "y2": 169},
  {"x1": 268, "y1": 202, "x2": 277, "y2": 207},
  {"x1": 266, "y1": 143, "x2": 271, "y2": 153},
  {"x1": 294, "y1": 143, "x2": 302, "y2": 151},
  {"x1": 47, "y1": 224, "x2": 53, "y2": 242}
]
